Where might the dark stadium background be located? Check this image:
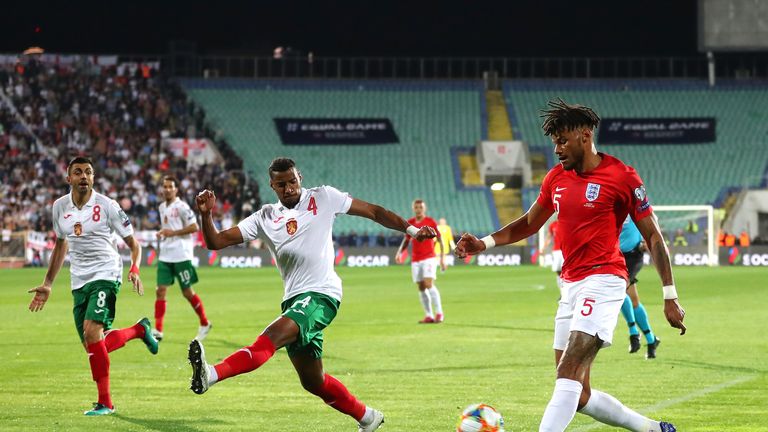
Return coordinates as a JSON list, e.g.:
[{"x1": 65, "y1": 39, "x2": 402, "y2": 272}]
[{"x1": 2, "y1": 0, "x2": 697, "y2": 57}]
